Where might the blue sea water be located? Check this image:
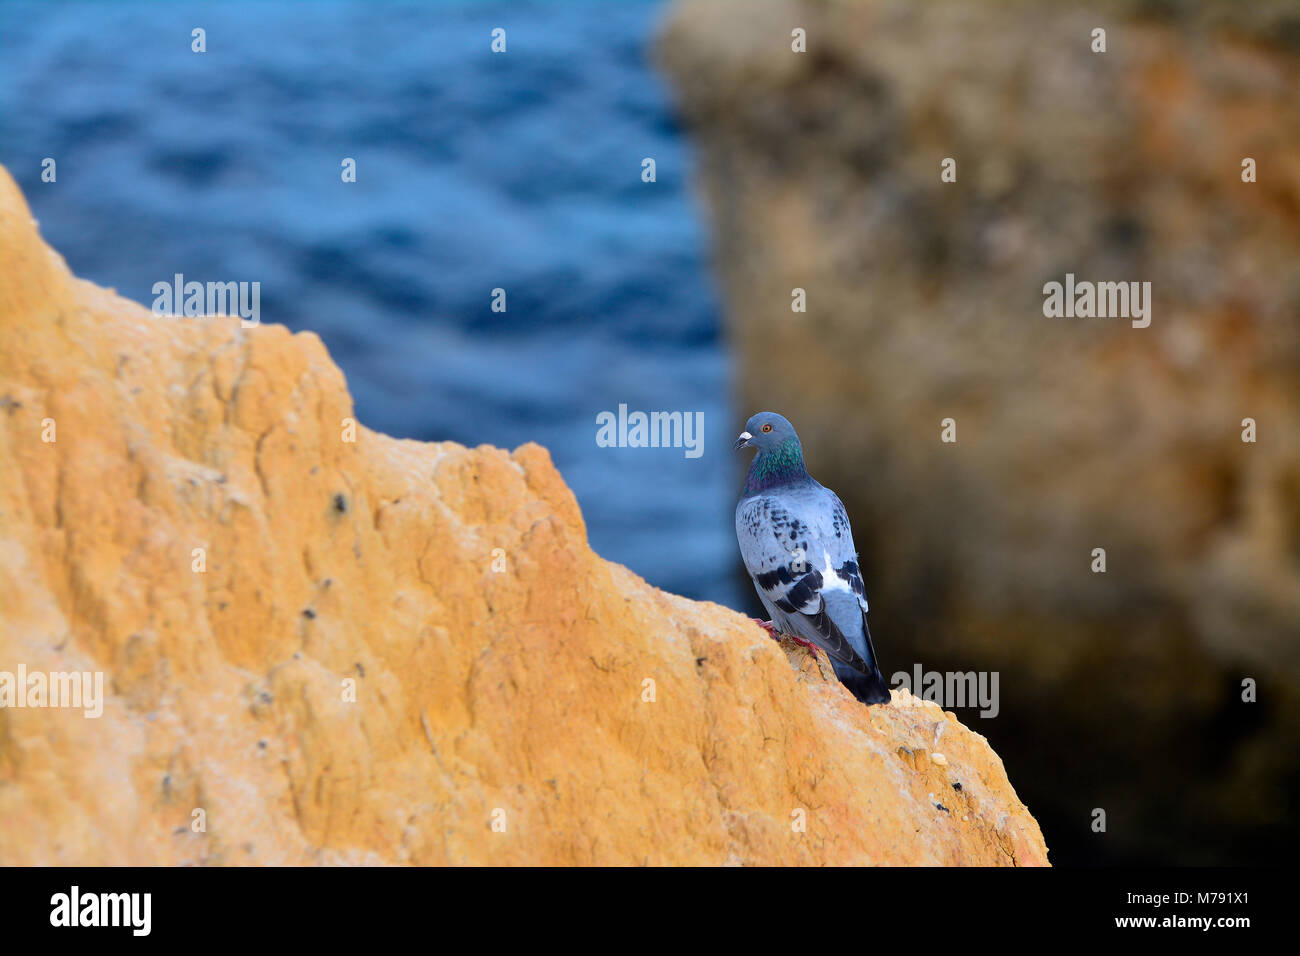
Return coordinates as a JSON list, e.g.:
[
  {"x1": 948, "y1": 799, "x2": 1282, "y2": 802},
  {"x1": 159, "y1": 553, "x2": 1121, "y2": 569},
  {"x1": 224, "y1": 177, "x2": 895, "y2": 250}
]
[{"x1": 0, "y1": 0, "x2": 745, "y2": 608}]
